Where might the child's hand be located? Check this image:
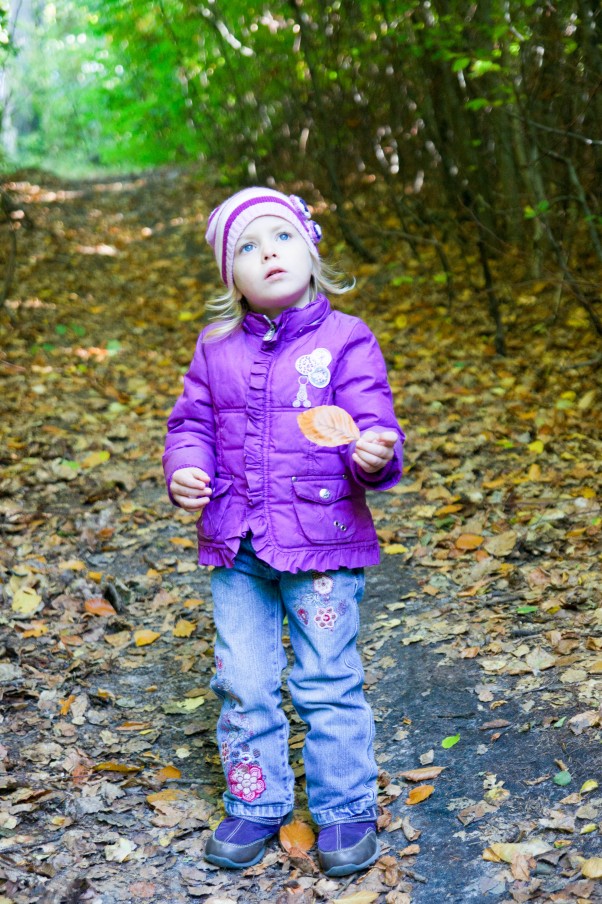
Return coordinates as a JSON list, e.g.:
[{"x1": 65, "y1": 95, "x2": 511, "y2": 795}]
[
  {"x1": 170, "y1": 467, "x2": 212, "y2": 511},
  {"x1": 352, "y1": 430, "x2": 398, "y2": 474}
]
